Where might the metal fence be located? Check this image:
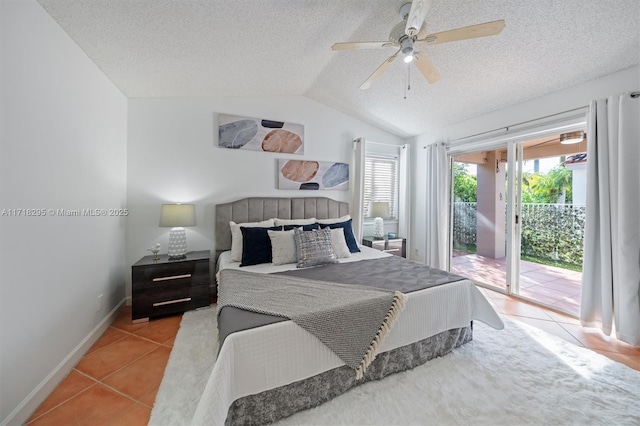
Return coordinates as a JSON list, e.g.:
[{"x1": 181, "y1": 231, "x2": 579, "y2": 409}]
[{"x1": 453, "y1": 202, "x2": 586, "y2": 265}]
